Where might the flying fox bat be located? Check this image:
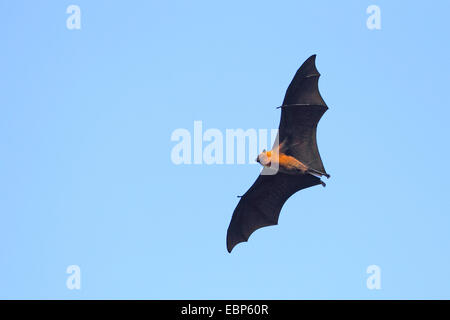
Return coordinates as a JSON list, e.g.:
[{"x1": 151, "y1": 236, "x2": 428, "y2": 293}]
[{"x1": 226, "y1": 54, "x2": 330, "y2": 253}]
